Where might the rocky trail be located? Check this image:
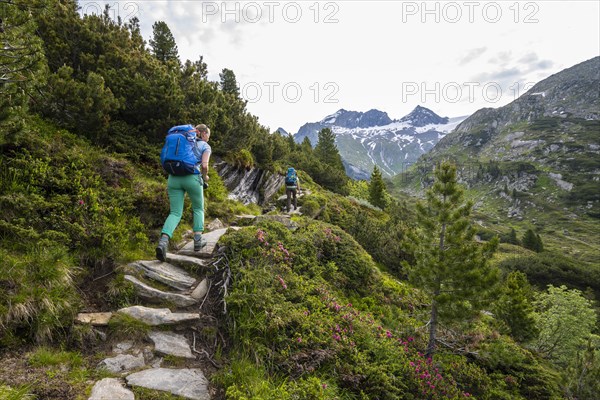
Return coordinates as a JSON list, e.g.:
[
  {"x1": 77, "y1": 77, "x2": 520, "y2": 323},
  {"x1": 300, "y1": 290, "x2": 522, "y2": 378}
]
[{"x1": 80, "y1": 202, "x2": 304, "y2": 399}]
